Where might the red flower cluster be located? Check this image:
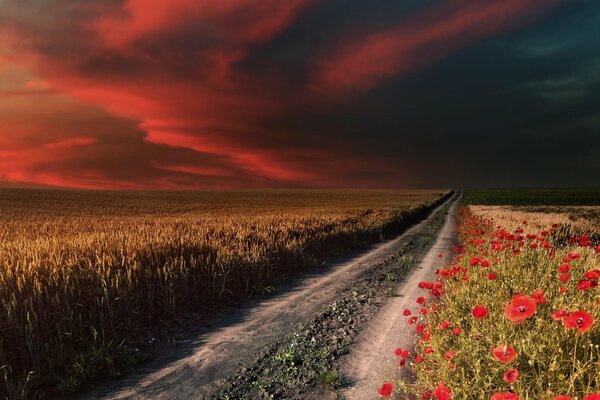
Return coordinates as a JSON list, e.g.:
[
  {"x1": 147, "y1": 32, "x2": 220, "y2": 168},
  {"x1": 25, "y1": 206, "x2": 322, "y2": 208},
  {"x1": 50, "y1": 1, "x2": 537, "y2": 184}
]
[{"x1": 379, "y1": 208, "x2": 599, "y2": 399}]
